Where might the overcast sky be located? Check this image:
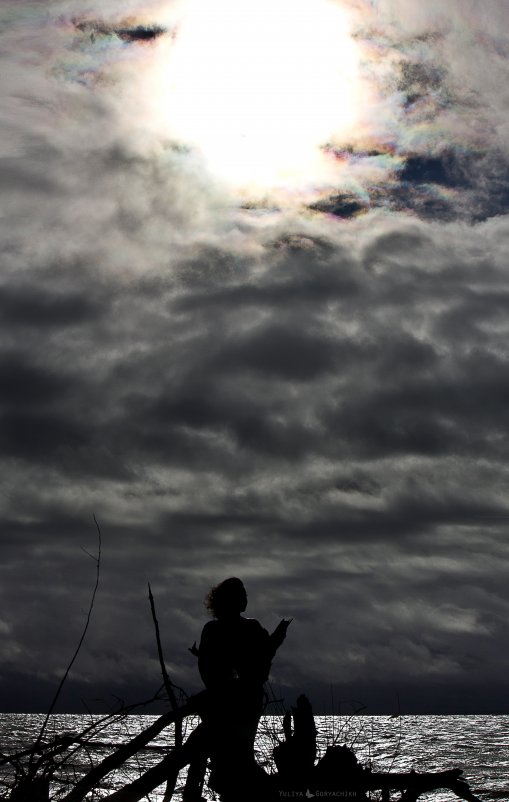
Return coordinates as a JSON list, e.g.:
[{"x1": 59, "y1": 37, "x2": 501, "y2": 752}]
[{"x1": 1, "y1": 0, "x2": 509, "y2": 715}]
